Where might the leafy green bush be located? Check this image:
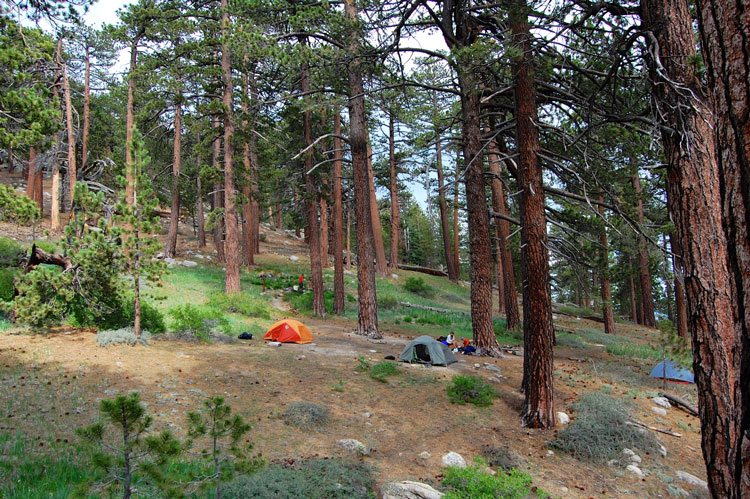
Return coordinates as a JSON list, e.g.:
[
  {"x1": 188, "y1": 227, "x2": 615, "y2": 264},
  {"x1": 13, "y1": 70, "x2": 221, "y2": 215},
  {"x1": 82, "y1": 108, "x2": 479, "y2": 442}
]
[
  {"x1": 369, "y1": 361, "x2": 400, "y2": 382},
  {"x1": 207, "y1": 291, "x2": 271, "y2": 319},
  {"x1": 441, "y1": 459, "x2": 544, "y2": 499},
  {"x1": 281, "y1": 402, "x2": 330, "y2": 430},
  {"x1": 168, "y1": 304, "x2": 230, "y2": 341},
  {"x1": 286, "y1": 289, "x2": 334, "y2": 314},
  {"x1": 550, "y1": 393, "x2": 659, "y2": 462},
  {"x1": 223, "y1": 458, "x2": 373, "y2": 499},
  {"x1": 403, "y1": 276, "x2": 434, "y2": 297},
  {"x1": 377, "y1": 293, "x2": 399, "y2": 309},
  {"x1": 403, "y1": 316, "x2": 412, "y2": 323},
  {"x1": 0, "y1": 184, "x2": 41, "y2": 227},
  {"x1": 97, "y1": 328, "x2": 152, "y2": 347},
  {"x1": 606, "y1": 342, "x2": 663, "y2": 361},
  {"x1": 447, "y1": 375, "x2": 498, "y2": 407},
  {"x1": 0, "y1": 267, "x2": 18, "y2": 302},
  {"x1": 73, "y1": 297, "x2": 166, "y2": 334},
  {"x1": 0, "y1": 236, "x2": 23, "y2": 267}
]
